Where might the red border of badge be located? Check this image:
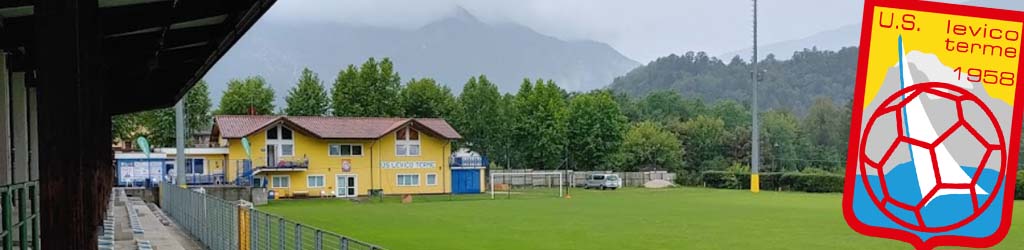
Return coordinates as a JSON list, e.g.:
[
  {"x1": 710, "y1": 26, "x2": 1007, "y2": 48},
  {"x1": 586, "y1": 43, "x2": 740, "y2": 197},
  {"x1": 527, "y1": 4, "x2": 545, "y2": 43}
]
[{"x1": 843, "y1": 0, "x2": 1024, "y2": 249}]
